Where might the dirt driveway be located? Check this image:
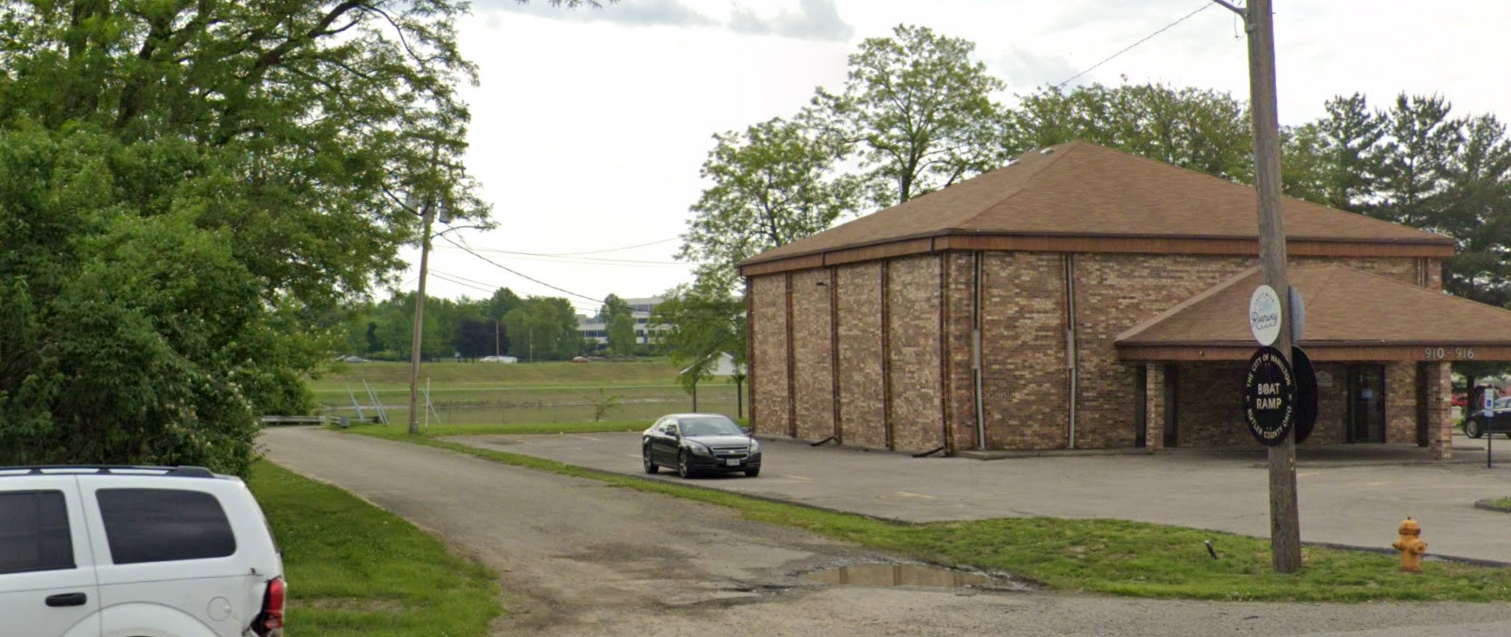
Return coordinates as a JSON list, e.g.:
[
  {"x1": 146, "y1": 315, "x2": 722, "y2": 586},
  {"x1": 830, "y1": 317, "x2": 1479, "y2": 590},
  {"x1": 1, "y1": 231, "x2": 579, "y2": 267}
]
[
  {"x1": 456, "y1": 431, "x2": 1511, "y2": 563},
  {"x1": 262, "y1": 427, "x2": 1511, "y2": 637}
]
